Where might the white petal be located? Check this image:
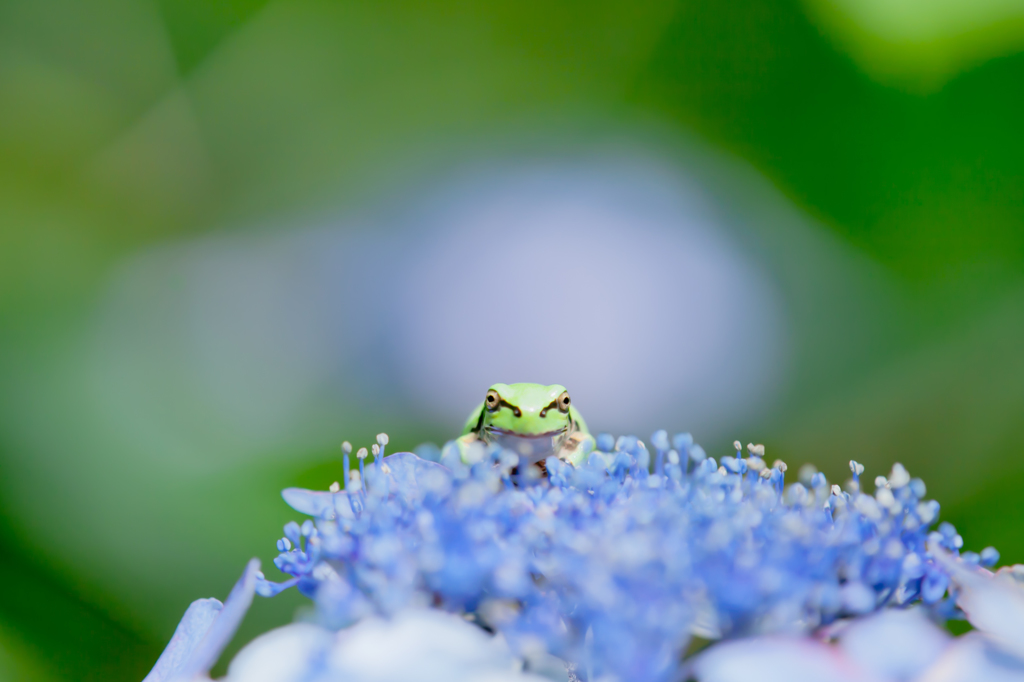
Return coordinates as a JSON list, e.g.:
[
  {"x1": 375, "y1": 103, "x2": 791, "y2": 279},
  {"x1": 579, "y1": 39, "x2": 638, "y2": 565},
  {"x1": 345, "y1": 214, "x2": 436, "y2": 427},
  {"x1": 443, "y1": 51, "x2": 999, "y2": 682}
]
[
  {"x1": 692, "y1": 636, "x2": 881, "y2": 682},
  {"x1": 327, "y1": 609, "x2": 544, "y2": 682},
  {"x1": 839, "y1": 608, "x2": 951, "y2": 681},
  {"x1": 225, "y1": 623, "x2": 334, "y2": 682},
  {"x1": 223, "y1": 609, "x2": 552, "y2": 682},
  {"x1": 913, "y1": 633, "x2": 1024, "y2": 682},
  {"x1": 934, "y1": 550, "x2": 1024, "y2": 660}
]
